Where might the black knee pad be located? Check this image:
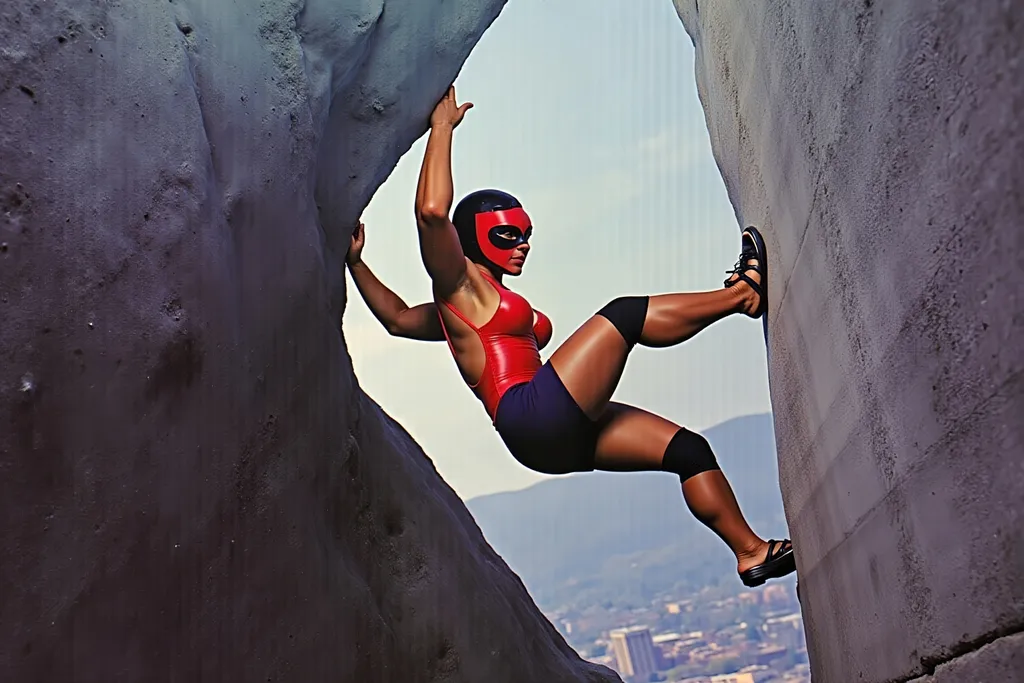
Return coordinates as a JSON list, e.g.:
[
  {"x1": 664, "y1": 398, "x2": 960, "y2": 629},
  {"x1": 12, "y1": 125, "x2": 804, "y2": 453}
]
[
  {"x1": 596, "y1": 296, "x2": 649, "y2": 348},
  {"x1": 661, "y1": 427, "x2": 720, "y2": 481}
]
